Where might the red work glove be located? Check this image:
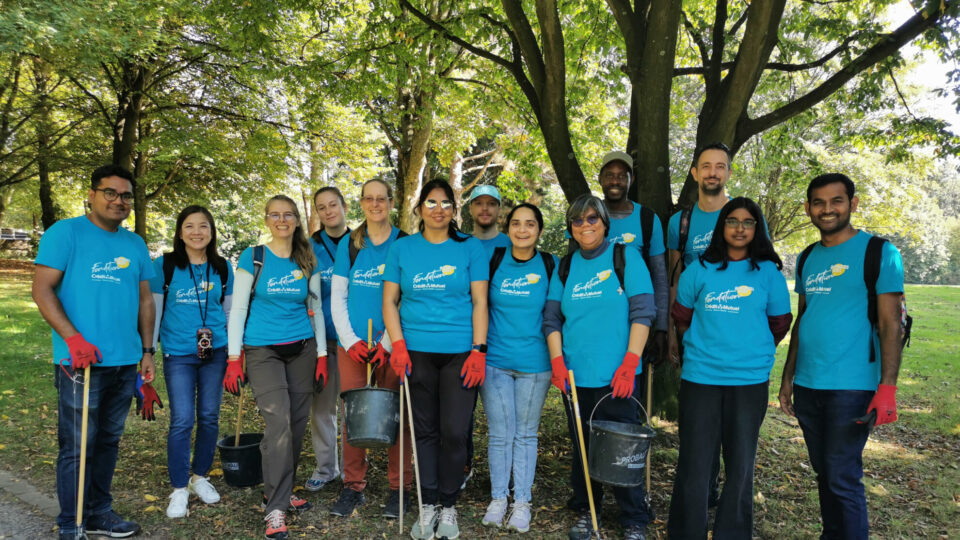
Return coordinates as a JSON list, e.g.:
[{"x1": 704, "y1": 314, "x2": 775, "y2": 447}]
[
  {"x1": 610, "y1": 352, "x2": 641, "y2": 398},
  {"x1": 368, "y1": 342, "x2": 390, "y2": 368},
  {"x1": 135, "y1": 373, "x2": 164, "y2": 421},
  {"x1": 550, "y1": 355, "x2": 570, "y2": 394},
  {"x1": 64, "y1": 333, "x2": 102, "y2": 370},
  {"x1": 460, "y1": 349, "x2": 486, "y2": 388},
  {"x1": 866, "y1": 384, "x2": 898, "y2": 426},
  {"x1": 223, "y1": 353, "x2": 245, "y2": 396},
  {"x1": 390, "y1": 340, "x2": 411, "y2": 382},
  {"x1": 347, "y1": 340, "x2": 370, "y2": 365},
  {"x1": 314, "y1": 355, "x2": 328, "y2": 393}
]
